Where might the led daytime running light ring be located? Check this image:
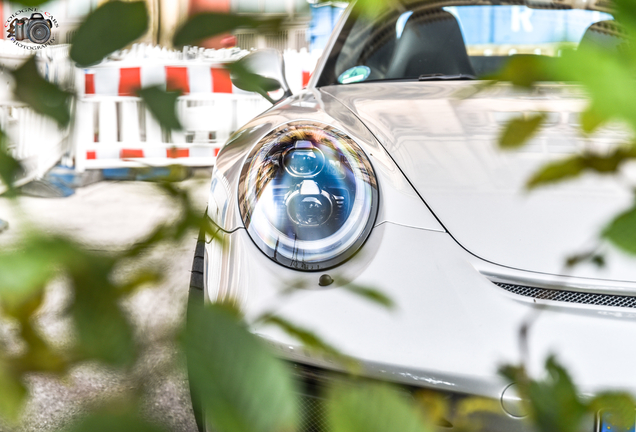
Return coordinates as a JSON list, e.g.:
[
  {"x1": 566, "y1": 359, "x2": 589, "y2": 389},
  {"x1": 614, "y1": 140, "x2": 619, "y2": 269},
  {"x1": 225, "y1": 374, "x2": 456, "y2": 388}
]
[{"x1": 238, "y1": 121, "x2": 379, "y2": 271}]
